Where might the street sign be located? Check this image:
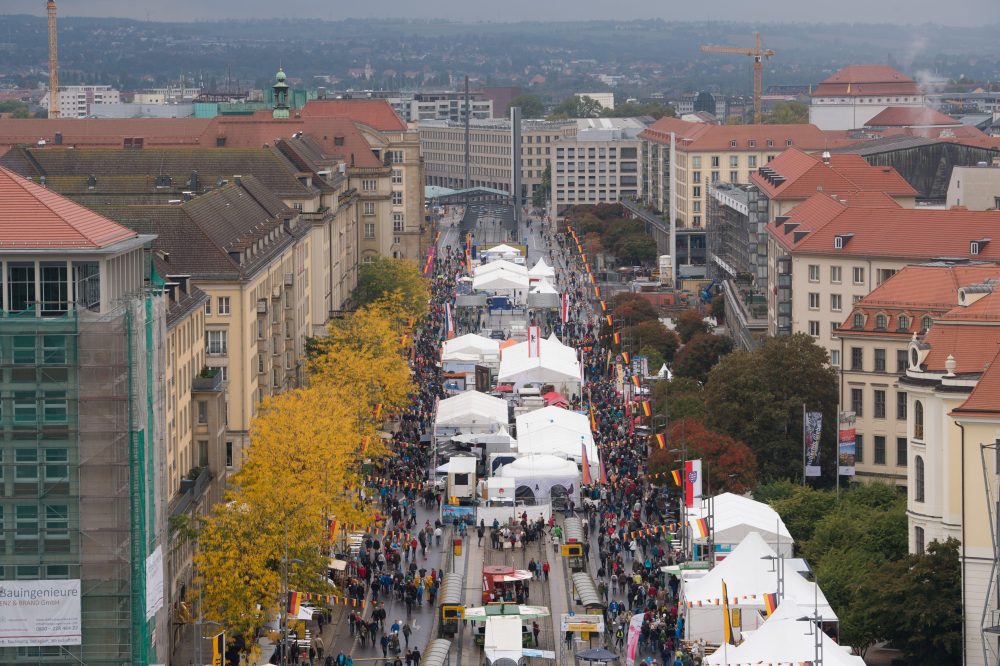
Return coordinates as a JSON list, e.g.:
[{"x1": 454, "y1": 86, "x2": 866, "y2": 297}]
[
  {"x1": 561, "y1": 543, "x2": 583, "y2": 557},
  {"x1": 560, "y1": 613, "x2": 605, "y2": 633}
]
